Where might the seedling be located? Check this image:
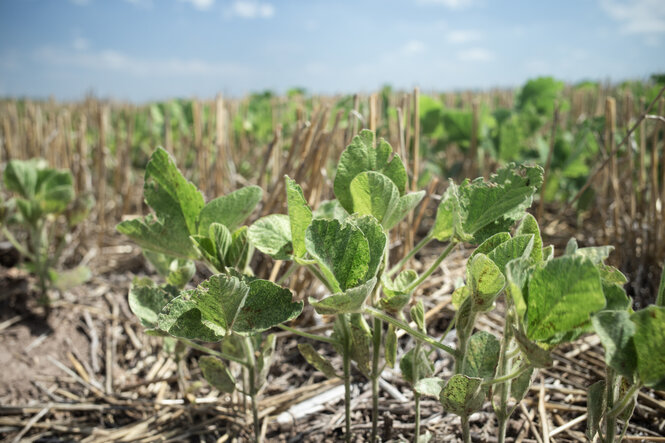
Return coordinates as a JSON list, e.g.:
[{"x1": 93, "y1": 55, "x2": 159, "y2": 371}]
[
  {"x1": 118, "y1": 148, "x2": 303, "y2": 442},
  {"x1": 1, "y1": 158, "x2": 92, "y2": 304}
]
